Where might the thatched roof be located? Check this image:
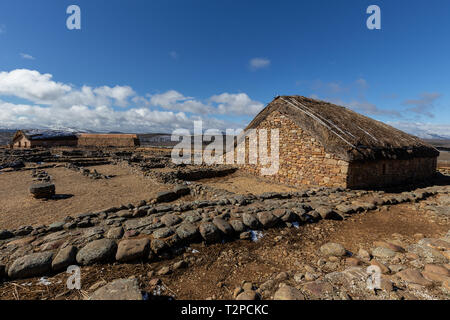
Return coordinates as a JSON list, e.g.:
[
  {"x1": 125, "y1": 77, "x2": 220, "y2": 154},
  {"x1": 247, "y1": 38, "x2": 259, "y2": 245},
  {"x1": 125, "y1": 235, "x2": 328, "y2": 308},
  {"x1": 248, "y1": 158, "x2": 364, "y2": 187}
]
[
  {"x1": 78, "y1": 134, "x2": 138, "y2": 139},
  {"x1": 246, "y1": 96, "x2": 439, "y2": 162},
  {"x1": 12, "y1": 130, "x2": 77, "y2": 142}
]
